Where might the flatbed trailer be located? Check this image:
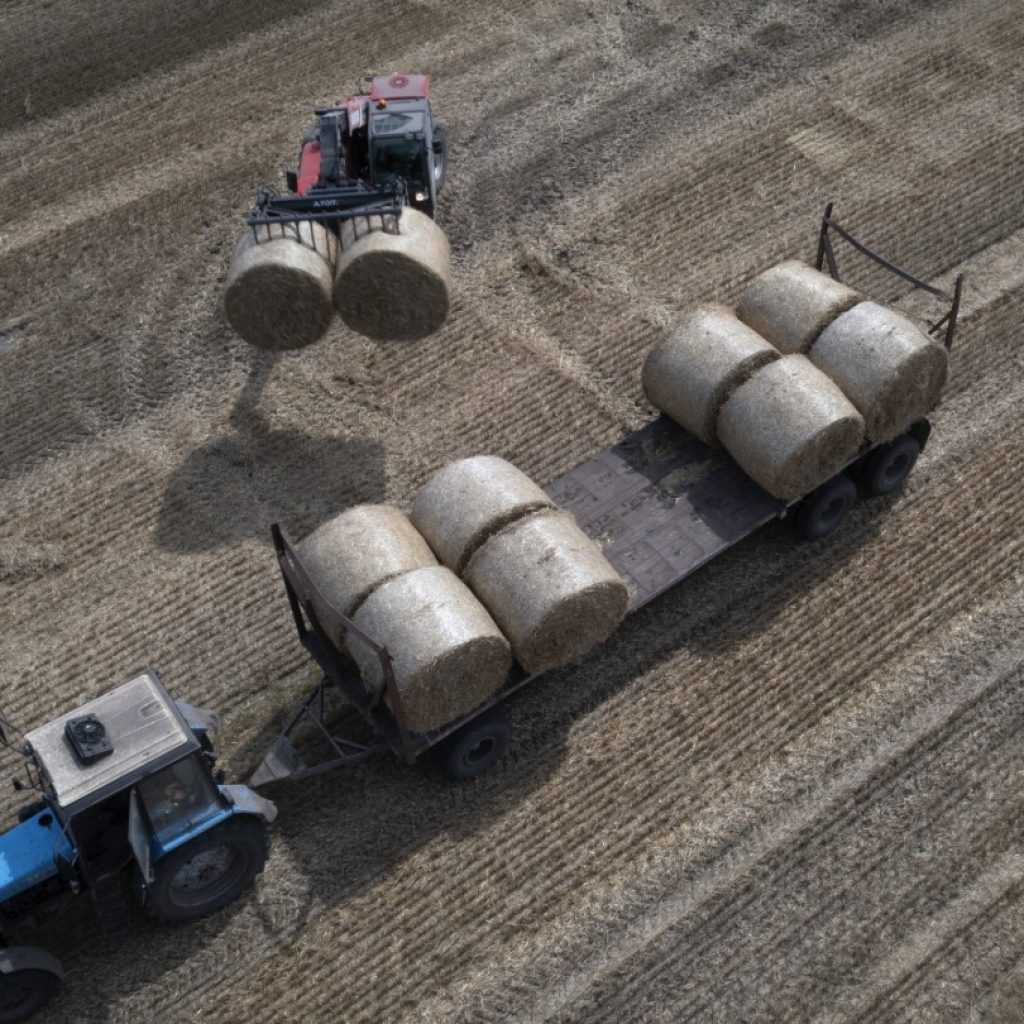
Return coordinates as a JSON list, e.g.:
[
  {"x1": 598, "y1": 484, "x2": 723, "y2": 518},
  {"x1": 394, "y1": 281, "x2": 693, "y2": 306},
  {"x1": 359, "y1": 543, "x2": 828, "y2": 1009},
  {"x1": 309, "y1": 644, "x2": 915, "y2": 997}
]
[{"x1": 250, "y1": 208, "x2": 963, "y2": 787}]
